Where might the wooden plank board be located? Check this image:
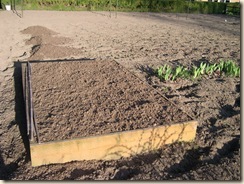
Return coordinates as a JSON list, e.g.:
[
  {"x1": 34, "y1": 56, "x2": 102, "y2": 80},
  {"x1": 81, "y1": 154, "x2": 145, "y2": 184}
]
[{"x1": 30, "y1": 120, "x2": 198, "y2": 167}]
